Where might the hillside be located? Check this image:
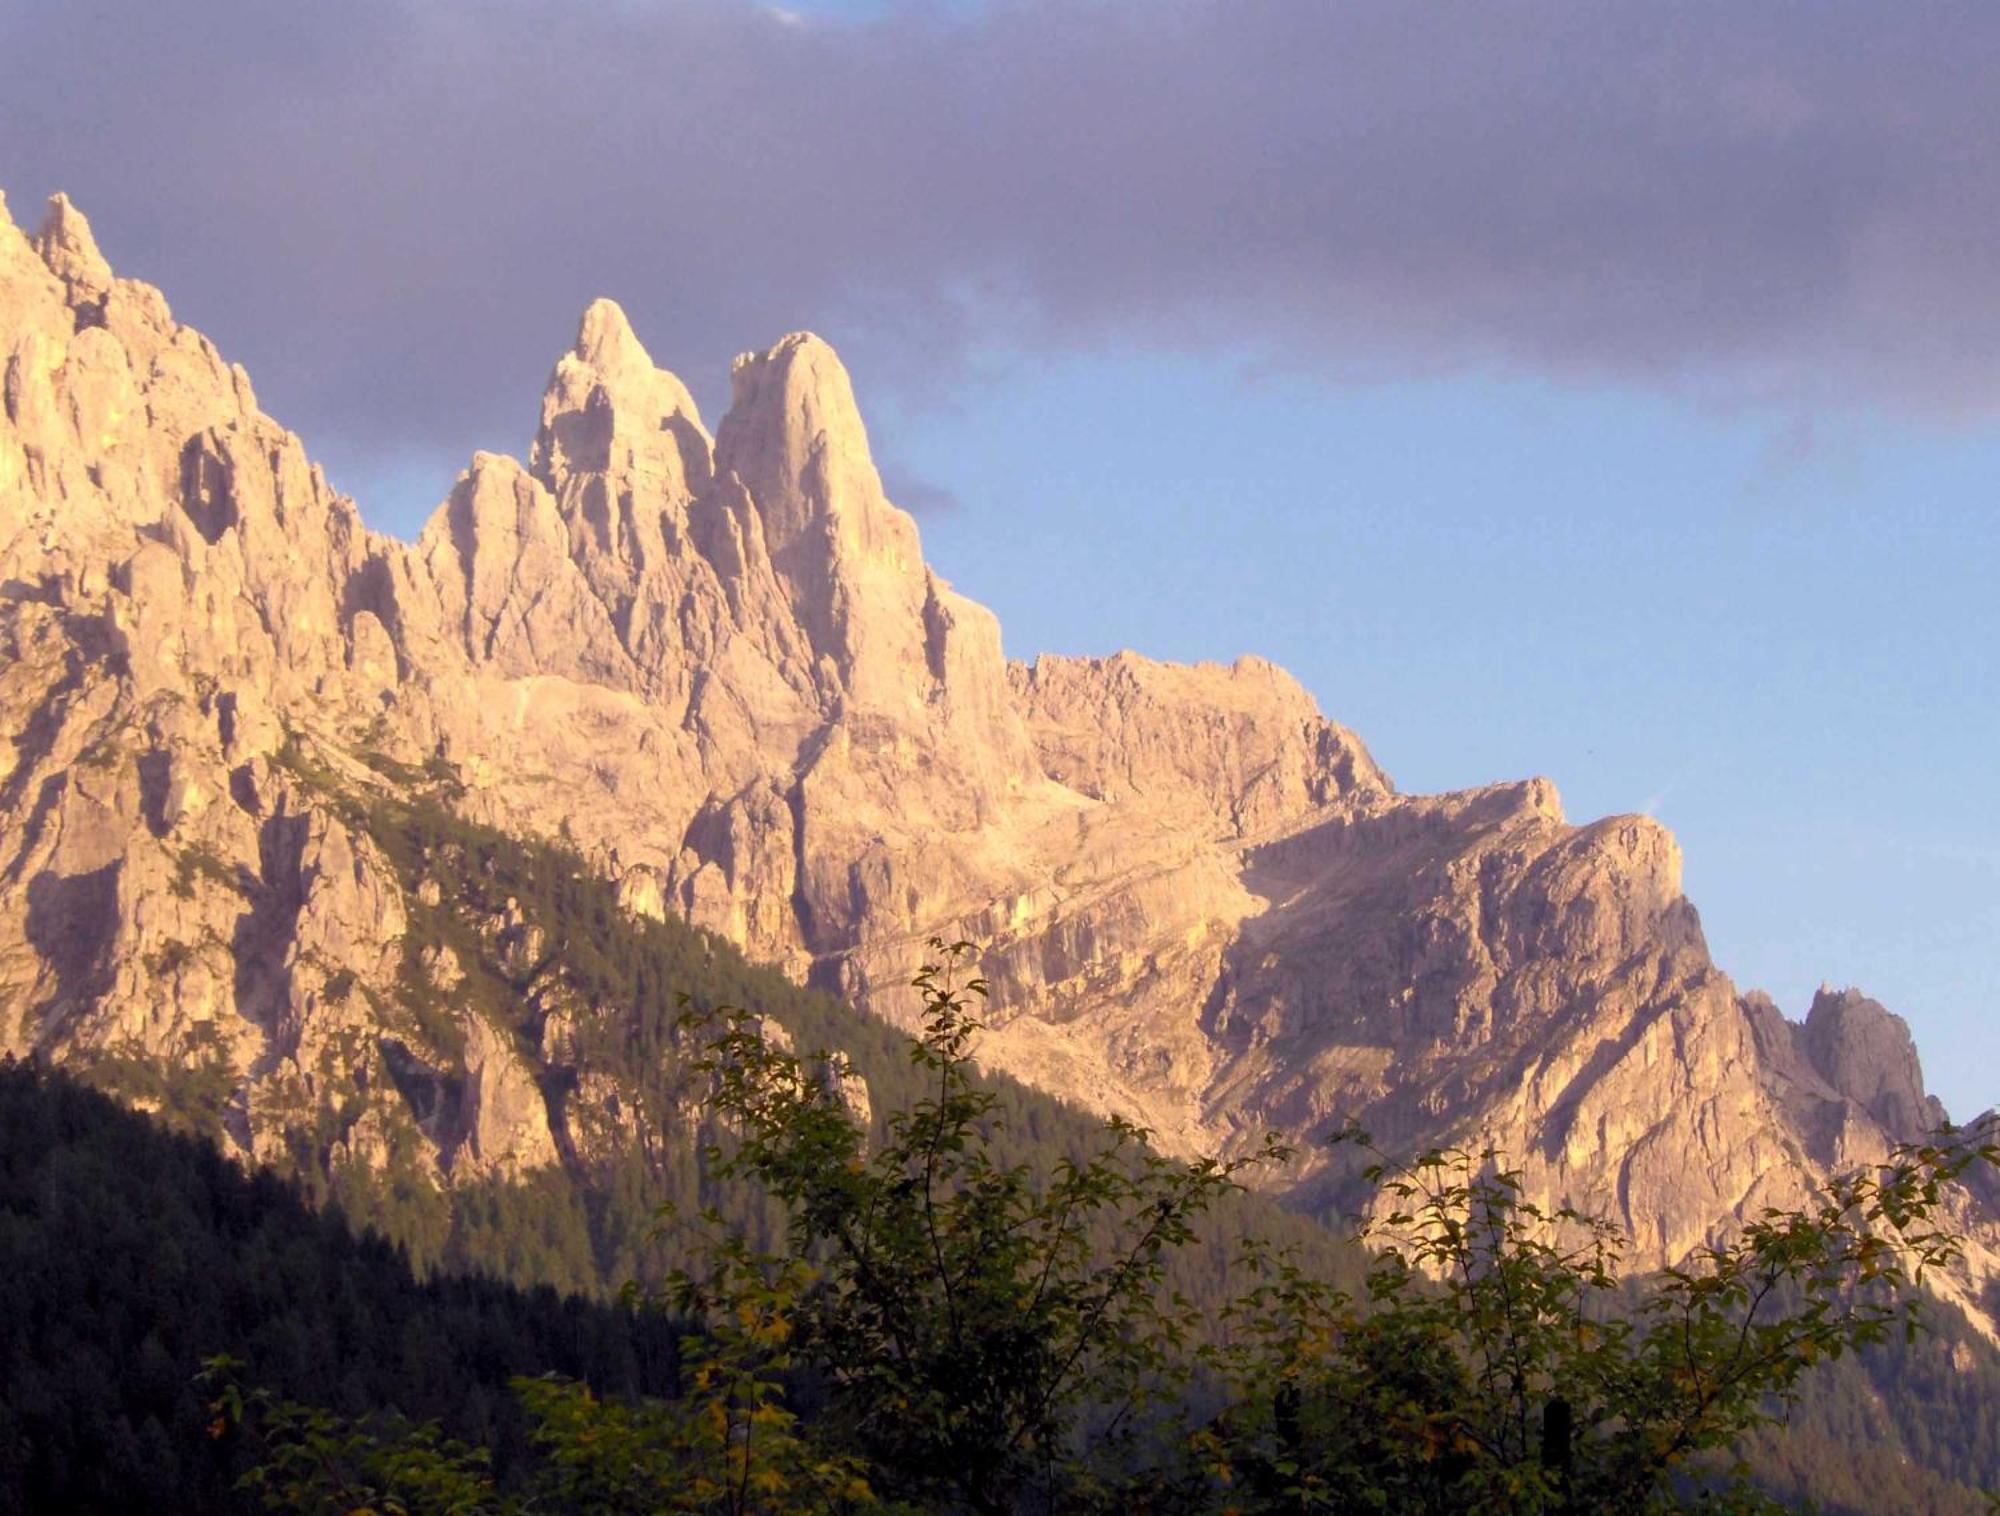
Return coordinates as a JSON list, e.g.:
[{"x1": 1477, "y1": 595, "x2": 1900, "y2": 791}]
[
  {"x1": 0, "y1": 1058, "x2": 681, "y2": 1514},
  {"x1": 6, "y1": 960, "x2": 1998, "y2": 1513}
]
